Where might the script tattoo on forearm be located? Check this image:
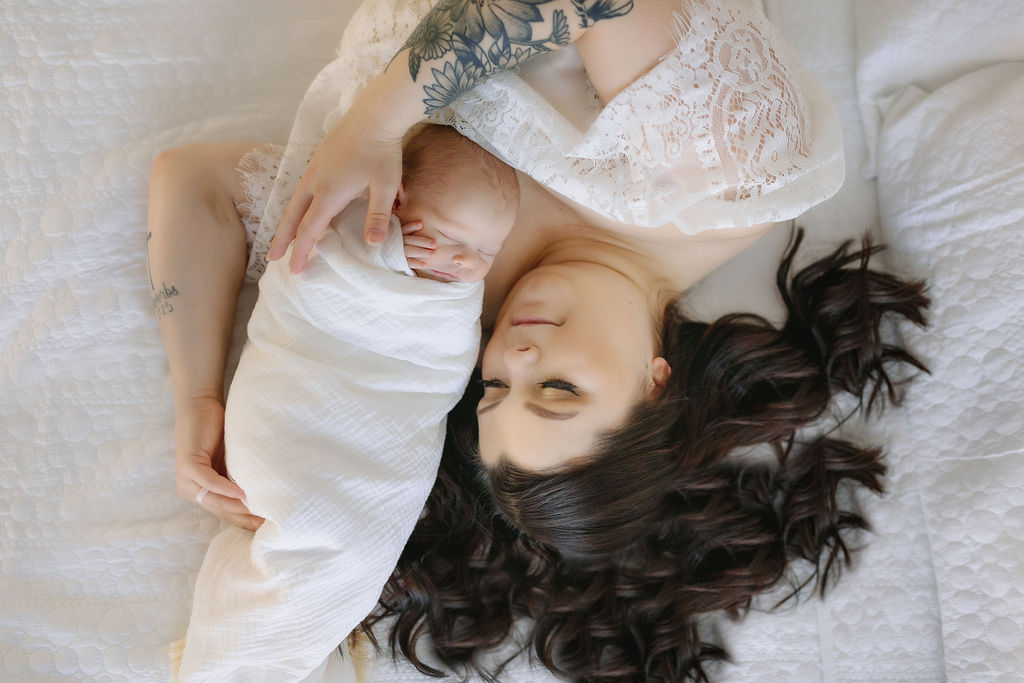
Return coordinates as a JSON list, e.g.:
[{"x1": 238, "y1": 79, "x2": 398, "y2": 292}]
[
  {"x1": 401, "y1": 0, "x2": 634, "y2": 114},
  {"x1": 146, "y1": 231, "x2": 156, "y2": 291},
  {"x1": 146, "y1": 231, "x2": 179, "y2": 321},
  {"x1": 151, "y1": 281, "x2": 180, "y2": 321}
]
